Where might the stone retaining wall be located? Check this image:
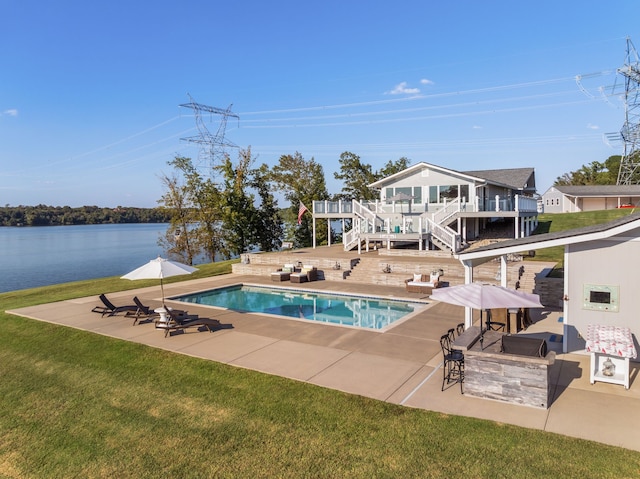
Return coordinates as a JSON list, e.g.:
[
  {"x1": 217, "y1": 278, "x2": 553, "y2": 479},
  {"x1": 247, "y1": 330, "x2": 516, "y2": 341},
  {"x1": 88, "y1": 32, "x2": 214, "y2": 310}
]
[{"x1": 535, "y1": 276, "x2": 564, "y2": 308}]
